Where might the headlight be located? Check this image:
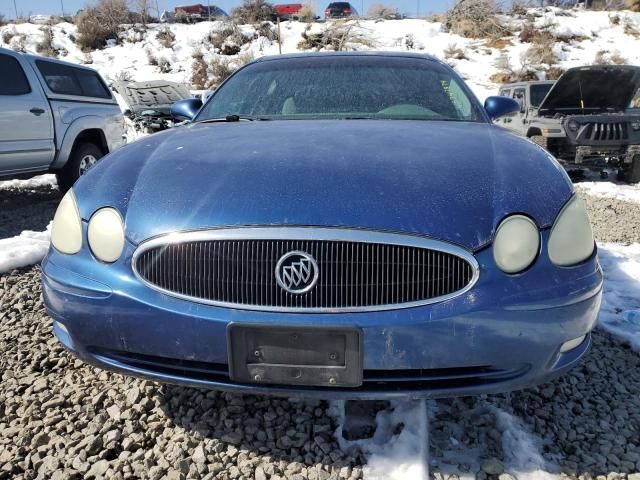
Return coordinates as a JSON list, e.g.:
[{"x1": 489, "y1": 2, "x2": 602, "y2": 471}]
[
  {"x1": 548, "y1": 196, "x2": 594, "y2": 266},
  {"x1": 493, "y1": 215, "x2": 540, "y2": 274},
  {"x1": 51, "y1": 190, "x2": 82, "y2": 255},
  {"x1": 87, "y1": 208, "x2": 125, "y2": 263},
  {"x1": 567, "y1": 119, "x2": 580, "y2": 132}
]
